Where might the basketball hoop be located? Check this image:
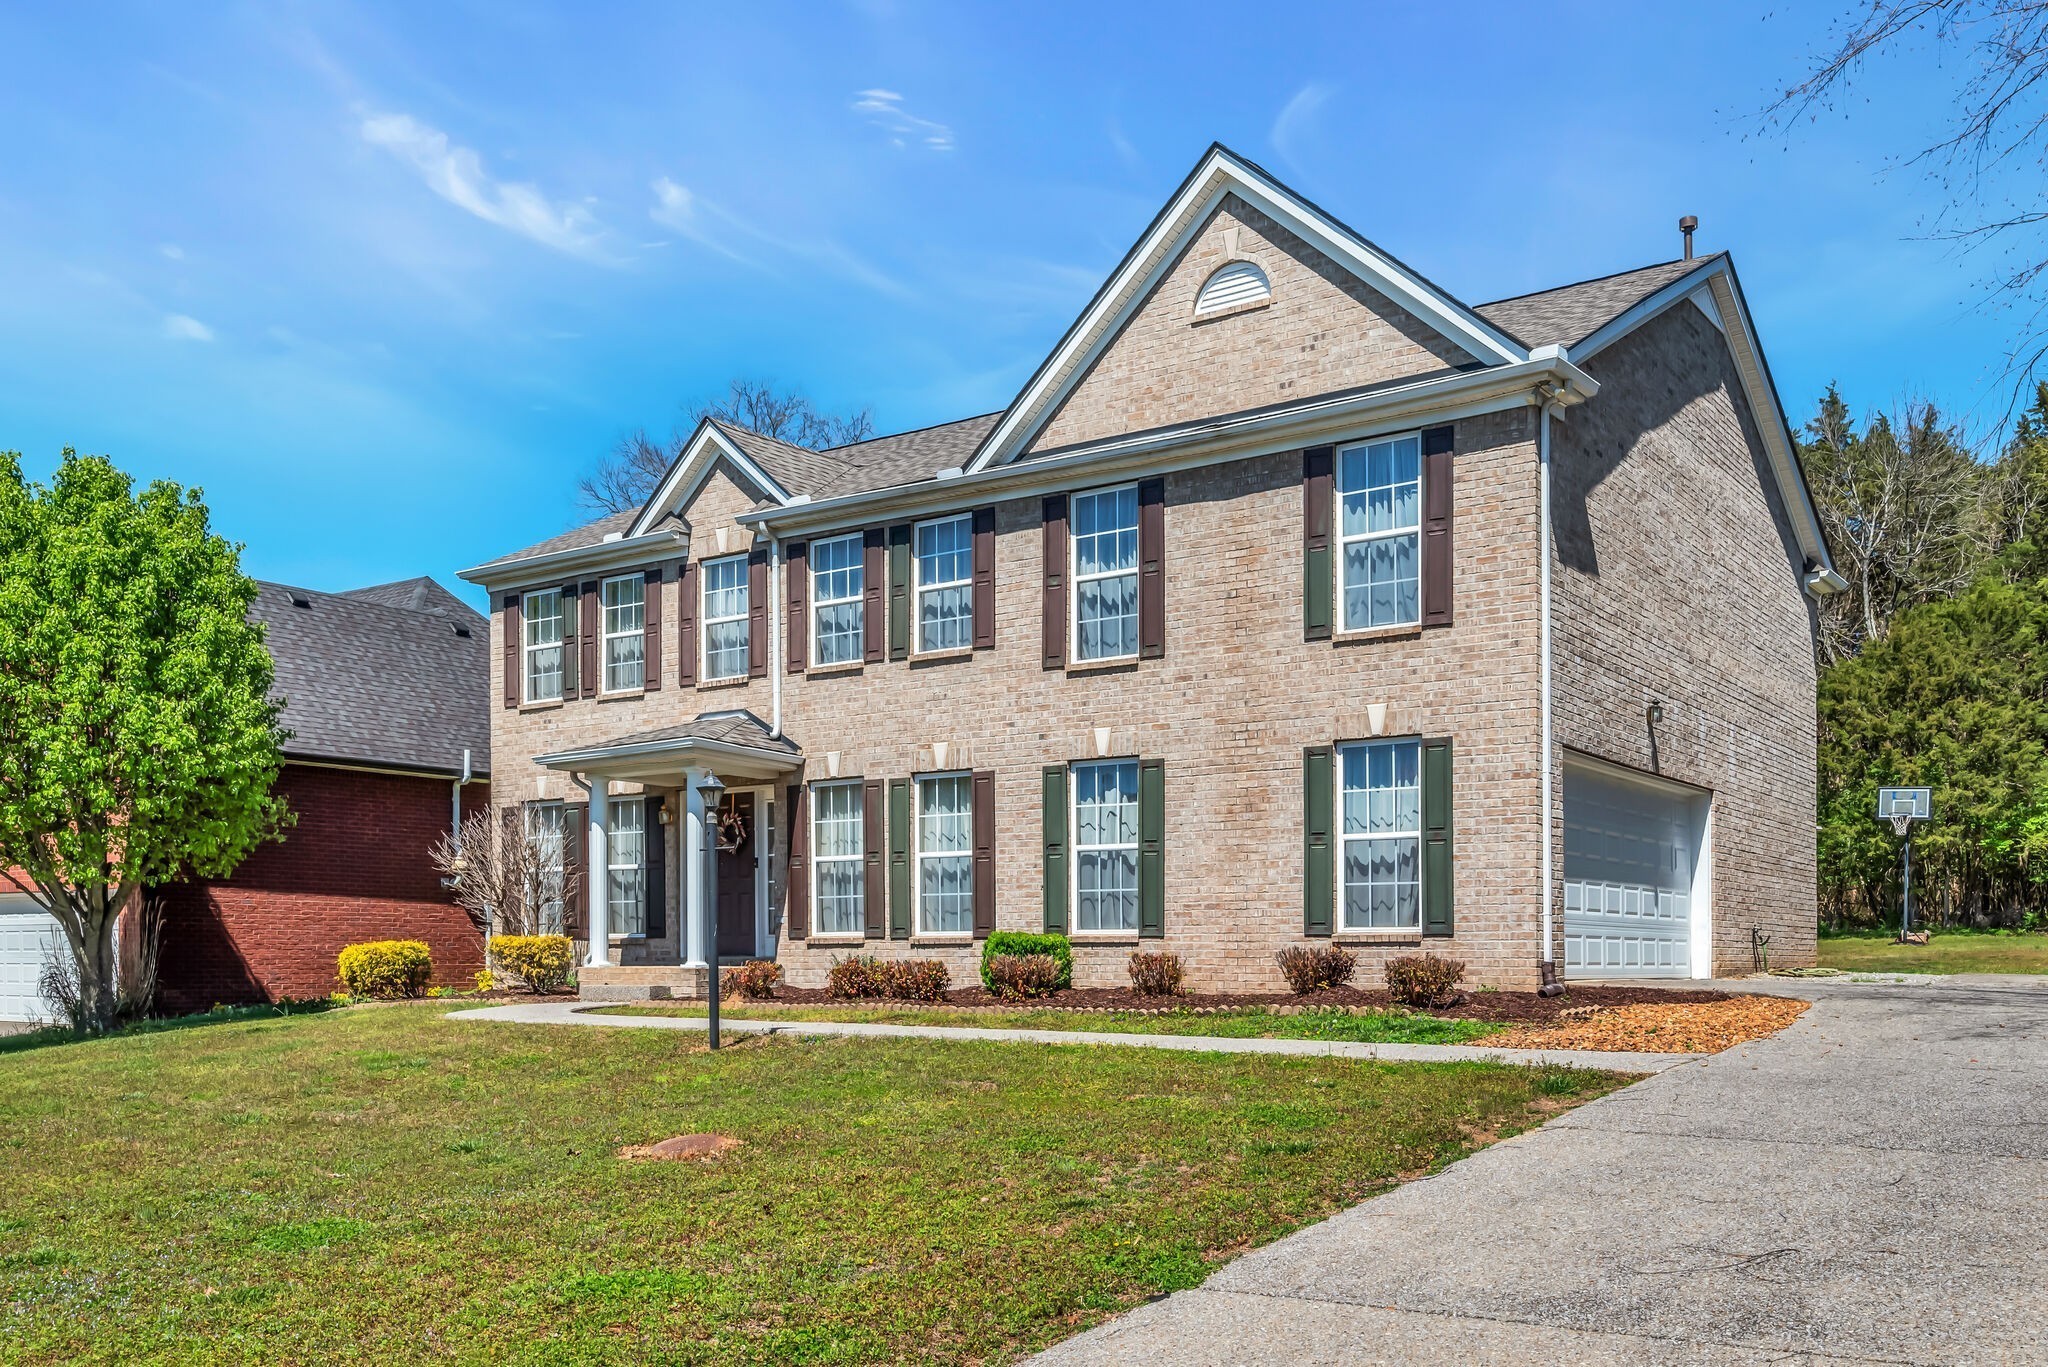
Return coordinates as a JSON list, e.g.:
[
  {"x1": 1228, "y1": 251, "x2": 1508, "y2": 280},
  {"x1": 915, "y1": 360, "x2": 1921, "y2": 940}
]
[
  {"x1": 1877, "y1": 787, "x2": 1932, "y2": 940},
  {"x1": 1889, "y1": 812, "x2": 1913, "y2": 838}
]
